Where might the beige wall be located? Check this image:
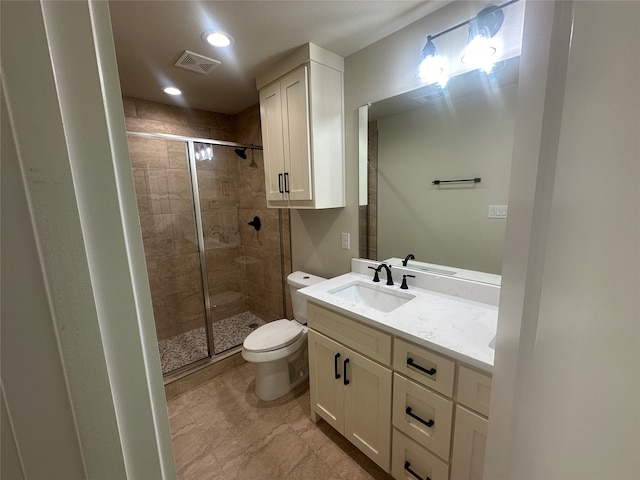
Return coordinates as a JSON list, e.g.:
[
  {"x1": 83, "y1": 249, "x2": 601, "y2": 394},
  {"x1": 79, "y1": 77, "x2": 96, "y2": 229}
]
[
  {"x1": 376, "y1": 83, "x2": 517, "y2": 274},
  {"x1": 124, "y1": 99, "x2": 291, "y2": 341}
]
